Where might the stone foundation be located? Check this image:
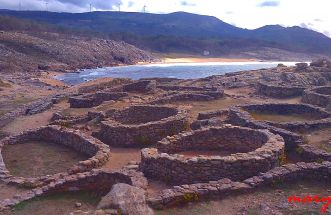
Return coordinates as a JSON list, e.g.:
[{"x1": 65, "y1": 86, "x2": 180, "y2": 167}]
[
  {"x1": 140, "y1": 125, "x2": 285, "y2": 185},
  {"x1": 97, "y1": 105, "x2": 188, "y2": 147},
  {"x1": 256, "y1": 81, "x2": 305, "y2": 98},
  {"x1": 69, "y1": 91, "x2": 128, "y2": 108},
  {"x1": 0, "y1": 125, "x2": 110, "y2": 188},
  {"x1": 148, "y1": 161, "x2": 331, "y2": 209},
  {"x1": 302, "y1": 86, "x2": 331, "y2": 108},
  {"x1": 122, "y1": 80, "x2": 157, "y2": 93},
  {"x1": 230, "y1": 103, "x2": 331, "y2": 133},
  {"x1": 0, "y1": 168, "x2": 148, "y2": 212},
  {"x1": 150, "y1": 86, "x2": 224, "y2": 104}
]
